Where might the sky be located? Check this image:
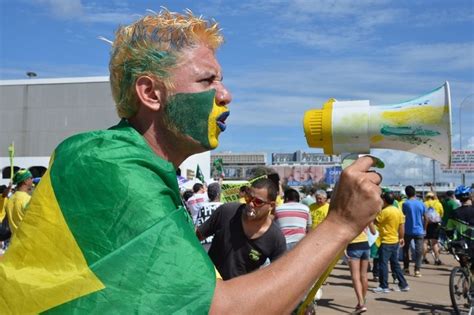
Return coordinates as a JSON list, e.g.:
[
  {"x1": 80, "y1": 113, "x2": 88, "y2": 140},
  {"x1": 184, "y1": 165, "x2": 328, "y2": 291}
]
[{"x1": 0, "y1": 0, "x2": 473, "y2": 186}]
